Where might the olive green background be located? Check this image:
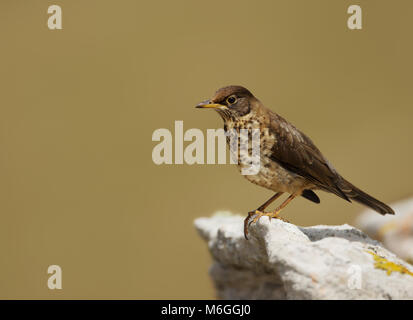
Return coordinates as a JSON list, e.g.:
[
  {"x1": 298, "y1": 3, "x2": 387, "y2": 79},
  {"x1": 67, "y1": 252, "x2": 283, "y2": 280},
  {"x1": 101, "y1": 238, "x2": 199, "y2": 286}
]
[{"x1": 1, "y1": 0, "x2": 412, "y2": 299}]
